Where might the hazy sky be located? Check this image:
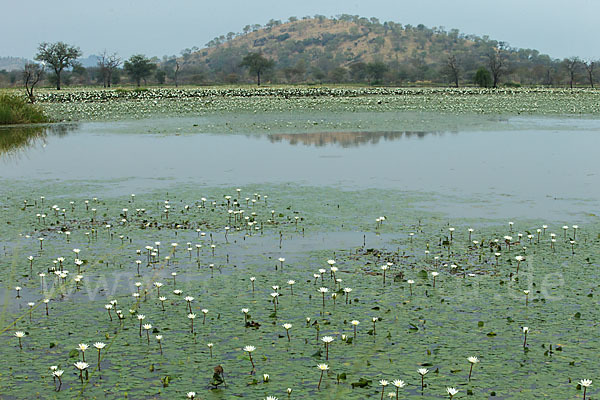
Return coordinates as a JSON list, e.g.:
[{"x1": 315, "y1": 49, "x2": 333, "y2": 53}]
[{"x1": 2, "y1": 0, "x2": 598, "y2": 60}]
